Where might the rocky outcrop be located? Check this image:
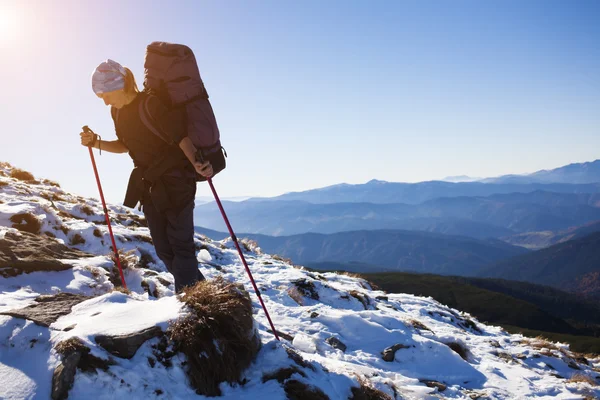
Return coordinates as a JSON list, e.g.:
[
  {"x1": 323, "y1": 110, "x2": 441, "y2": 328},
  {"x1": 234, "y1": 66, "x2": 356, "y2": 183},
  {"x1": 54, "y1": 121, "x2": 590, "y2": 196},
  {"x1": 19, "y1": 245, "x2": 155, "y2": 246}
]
[
  {"x1": 51, "y1": 352, "x2": 82, "y2": 400},
  {"x1": 95, "y1": 326, "x2": 163, "y2": 359},
  {"x1": 326, "y1": 336, "x2": 347, "y2": 353},
  {"x1": 0, "y1": 230, "x2": 92, "y2": 277},
  {"x1": 0, "y1": 293, "x2": 90, "y2": 327},
  {"x1": 382, "y1": 343, "x2": 410, "y2": 362}
]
